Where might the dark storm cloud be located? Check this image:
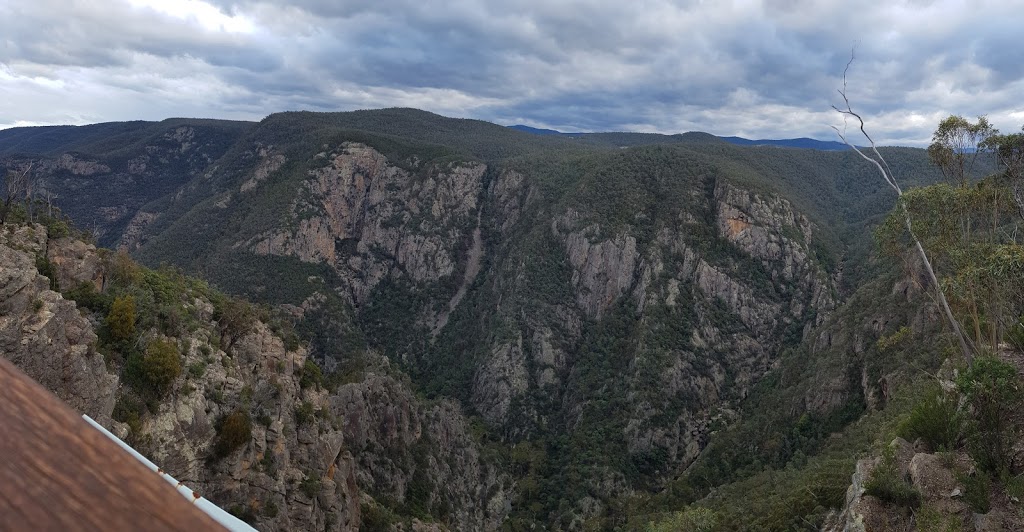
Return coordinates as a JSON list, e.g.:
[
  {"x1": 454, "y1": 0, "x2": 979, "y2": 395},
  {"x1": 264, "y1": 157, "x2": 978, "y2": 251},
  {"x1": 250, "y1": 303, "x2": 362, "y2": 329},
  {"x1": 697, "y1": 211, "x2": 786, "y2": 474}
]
[{"x1": 2, "y1": 0, "x2": 1023, "y2": 145}]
